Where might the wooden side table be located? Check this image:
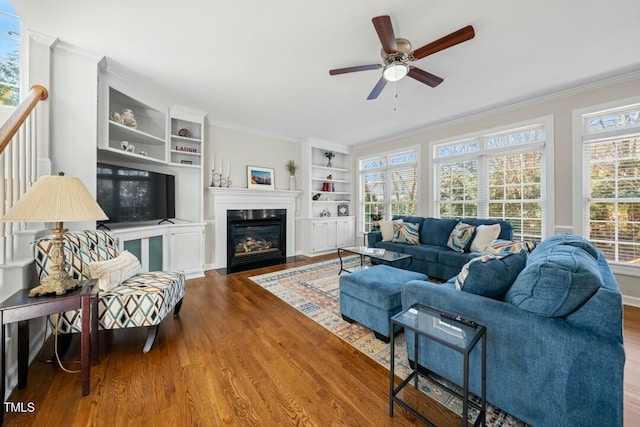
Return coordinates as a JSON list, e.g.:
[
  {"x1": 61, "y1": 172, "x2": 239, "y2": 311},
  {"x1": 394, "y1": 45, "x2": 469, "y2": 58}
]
[{"x1": 0, "y1": 279, "x2": 98, "y2": 423}]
